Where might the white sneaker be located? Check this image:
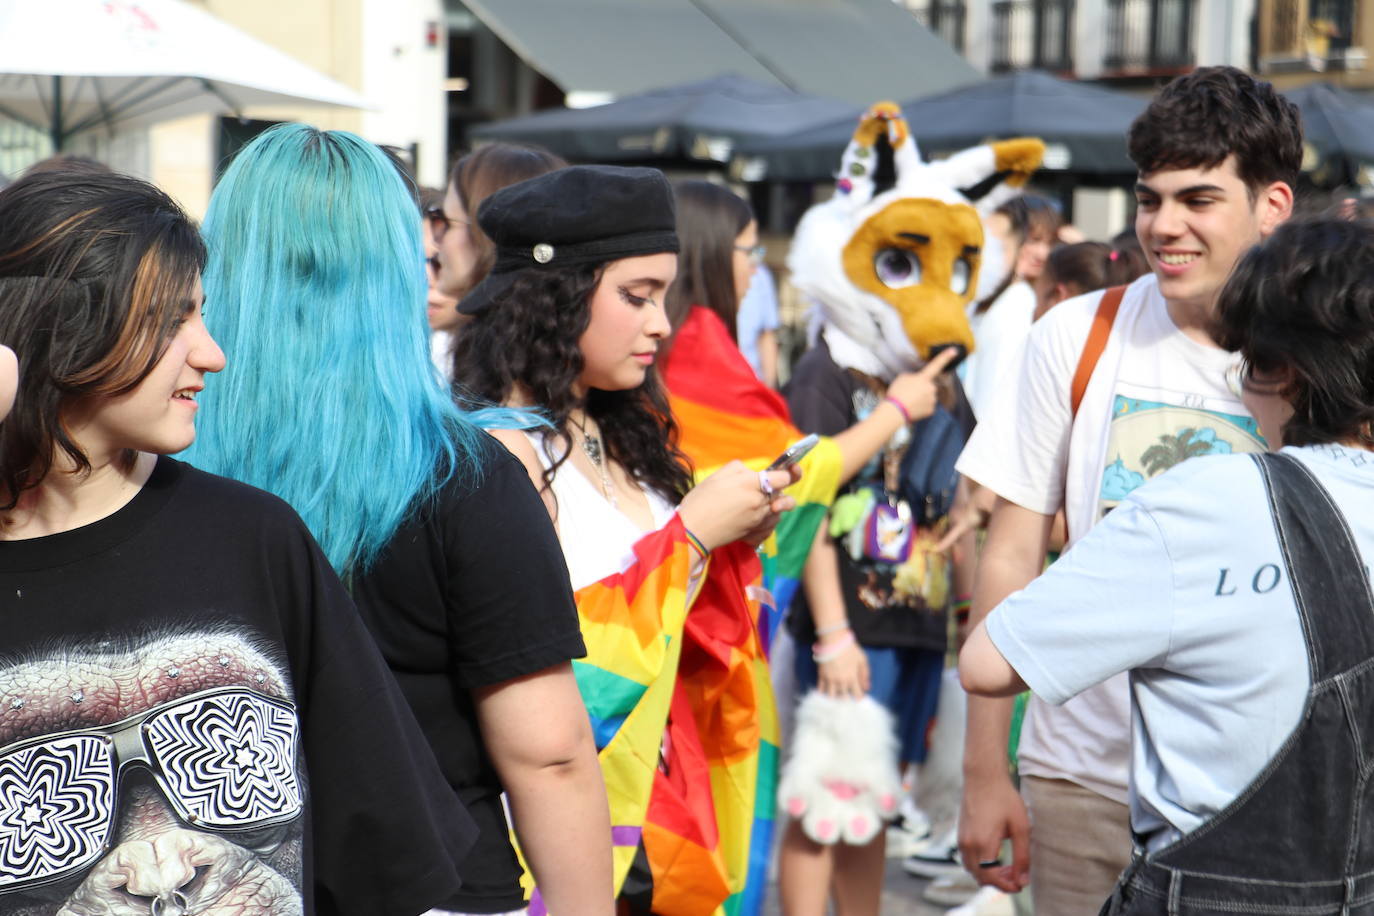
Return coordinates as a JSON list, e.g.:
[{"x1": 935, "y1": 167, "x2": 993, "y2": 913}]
[
  {"x1": 922, "y1": 871, "x2": 980, "y2": 906},
  {"x1": 886, "y1": 822, "x2": 932, "y2": 859},
  {"x1": 948, "y1": 886, "x2": 1013, "y2": 916},
  {"x1": 901, "y1": 824, "x2": 961, "y2": 878},
  {"x1": 885, "y1": 802, "x2": 932, "y2": 857},
  {"x1": 898, "y1": 796, "x2": 932, "y2": 837}
]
